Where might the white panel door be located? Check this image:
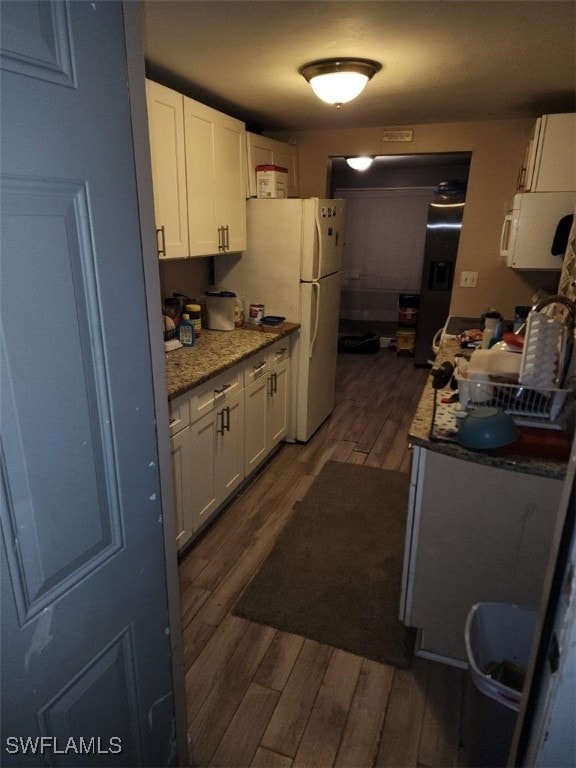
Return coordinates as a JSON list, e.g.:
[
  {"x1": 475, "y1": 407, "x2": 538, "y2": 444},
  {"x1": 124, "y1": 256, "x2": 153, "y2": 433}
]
[{"x1": 0, "y1": 3, "x2": 178, "y2": 764}]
